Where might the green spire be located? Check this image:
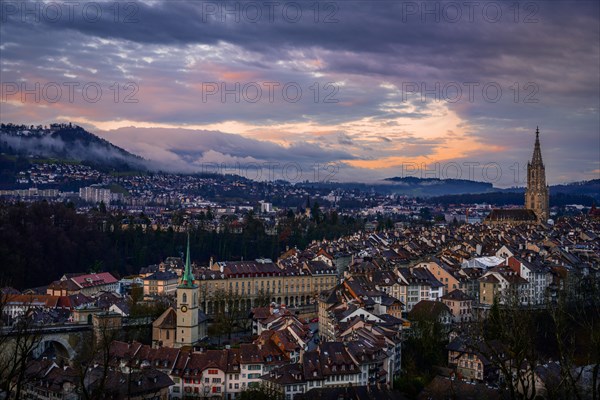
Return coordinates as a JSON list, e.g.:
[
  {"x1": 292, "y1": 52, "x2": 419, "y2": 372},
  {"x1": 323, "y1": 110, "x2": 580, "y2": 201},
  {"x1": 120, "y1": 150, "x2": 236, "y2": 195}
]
[{"x1": 180, "y1": 233, "x2": 196, "y2": 288}]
